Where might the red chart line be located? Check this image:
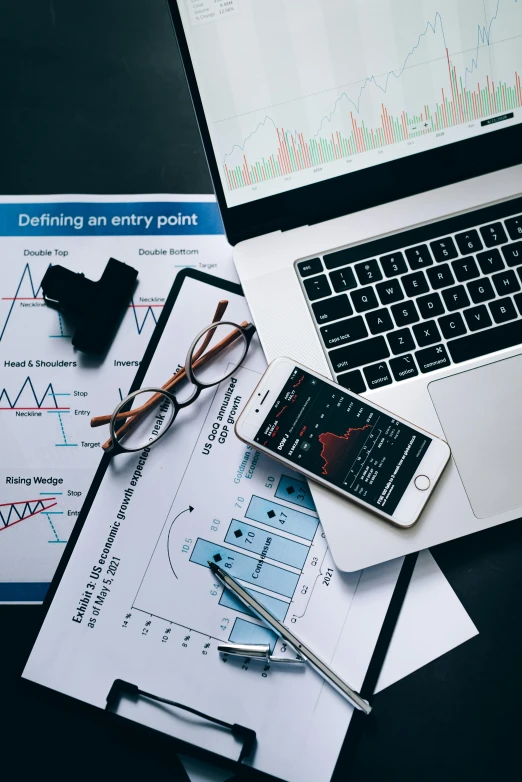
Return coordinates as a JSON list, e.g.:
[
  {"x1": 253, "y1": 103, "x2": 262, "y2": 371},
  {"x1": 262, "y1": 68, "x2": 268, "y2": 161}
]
[
  {"x1": 0, "y1": 501, "x2": 58, "y2": 532},
  {"x1": 0, "y1": 497, "x2": 56, "y2": 507},
  {"x1": 319, "y1": 425, "x2": 372, "y2": 475},
  {"x1": 0, "y1": 407, "x2": 70, "y2": 410}
]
